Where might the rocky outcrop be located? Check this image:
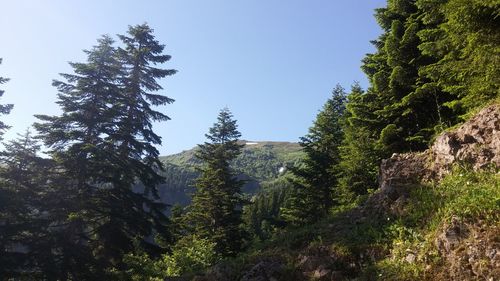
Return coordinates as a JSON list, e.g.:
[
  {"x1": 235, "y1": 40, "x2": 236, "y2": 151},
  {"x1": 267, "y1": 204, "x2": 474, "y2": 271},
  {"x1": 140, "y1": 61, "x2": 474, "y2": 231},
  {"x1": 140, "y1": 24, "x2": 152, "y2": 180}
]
[
  {"x1": 429, "y1": 104, "x2": 500, "y2": 179},
  {"x1": 365, "y1": 104, "x2": 500, "y2": 217},
  {"x1": 239, "y1": 259, "x2": 285, "y2": 281},
  {"x1": 296, "y1": 246, "x2": 355, "y2": 281},
  {"x1": 366, "y1": 104, "x2": 500, "y2": 280},
  {"x1": 434, "y1": 217, "x2": 500, "y2": 280}
]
